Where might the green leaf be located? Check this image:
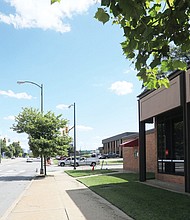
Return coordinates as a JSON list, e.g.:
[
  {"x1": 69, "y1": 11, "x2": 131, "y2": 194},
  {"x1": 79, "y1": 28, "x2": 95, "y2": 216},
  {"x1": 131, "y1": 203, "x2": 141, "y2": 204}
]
[
  {"x1": 95, "y1": 0, "x2": 190, "y2": 89},
  {"x1": 161, "y1": 60, "x2": 170, "y2": 72},
  {"x1": 150, "y1": 58, "x2": 161, "y2": 69},
  {"x1": 51, "y1": 0, "x2": 61, "y2": 4},
  {"x1": 94, "y1": 8, "x2": 110, "y2": 24},
  {"x1": 137, "y1": 68, "x2": 147, "y2": 80},
  {"x1": 111, "y1": 4, "x2": 122, "y2": 17},
  {"x1": 172, "y1": 60, "x2": 187, "y2": 70},
  {"x1": 161, "y1": 78, "x2": 170, "y2": 88},
  {"x1": 101, "y1": 0, "x2": 110, "y2": 7}
]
